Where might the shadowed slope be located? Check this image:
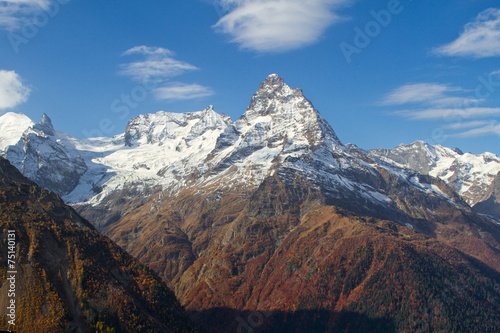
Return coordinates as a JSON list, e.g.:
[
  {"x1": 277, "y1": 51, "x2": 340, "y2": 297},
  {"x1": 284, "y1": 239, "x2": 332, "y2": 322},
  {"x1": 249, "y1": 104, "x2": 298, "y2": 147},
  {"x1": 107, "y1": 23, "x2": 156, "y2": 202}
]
[{"x1": 0, "y1": 157, "x2": 197, "y2": 332}]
